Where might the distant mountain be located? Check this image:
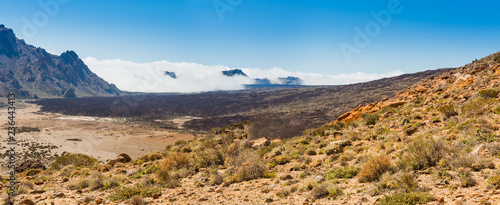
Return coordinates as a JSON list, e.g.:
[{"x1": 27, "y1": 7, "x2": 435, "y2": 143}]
[
  {"x1": 278, "y1": 76, "x2": 303, "y2": 85},
  {"x1": 165, "y1": 71, "x2": 177, "y2": 79},
  {"x1": 0, "y1": 25, "x2": 121, "y2": 98},
  {"x1": 222, "y1": 69, "x2": 247, "y2": 77}
]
